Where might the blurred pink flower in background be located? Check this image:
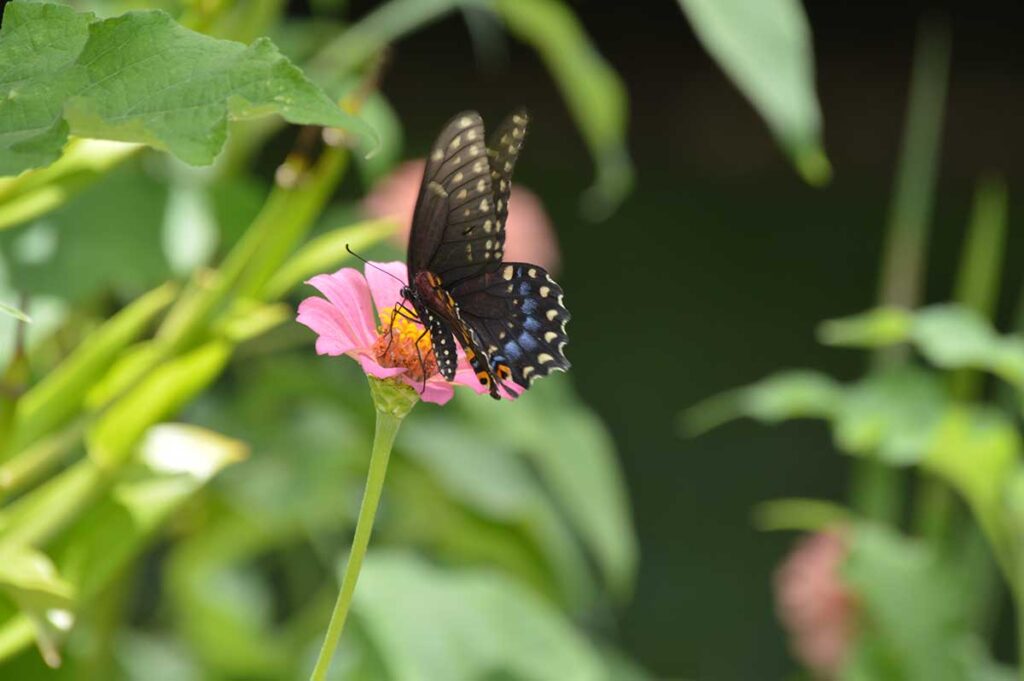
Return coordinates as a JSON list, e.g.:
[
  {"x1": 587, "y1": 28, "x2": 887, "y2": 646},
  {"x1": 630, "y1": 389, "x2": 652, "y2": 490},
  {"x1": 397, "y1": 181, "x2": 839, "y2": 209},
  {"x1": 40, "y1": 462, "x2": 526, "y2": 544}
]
[
  {"x1": 296, "y1": 261, "x2": 494, "y2": 405},
  {"x1": 363, "y1": 160, "x2": 562, "y2": 273},
  {"x1": 774, "y1": 530, "x2": 858, "y2": 679}
]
